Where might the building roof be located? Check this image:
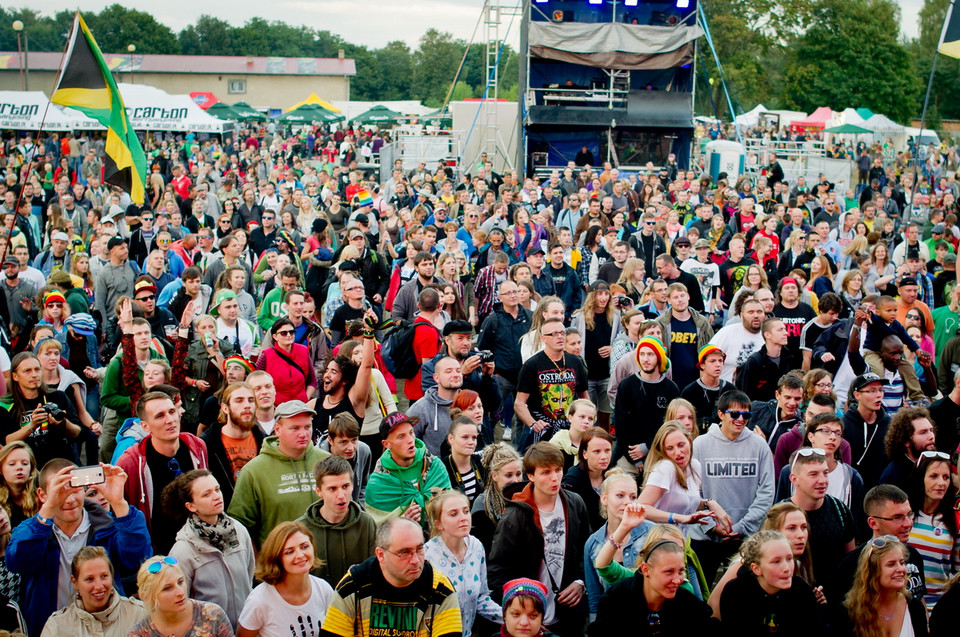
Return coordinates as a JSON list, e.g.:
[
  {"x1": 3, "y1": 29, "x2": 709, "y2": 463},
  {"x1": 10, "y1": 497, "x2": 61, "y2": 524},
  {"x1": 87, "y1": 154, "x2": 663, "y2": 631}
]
[{"x1": 0, "y1": 52, "x2": 356, "y2": 76}]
